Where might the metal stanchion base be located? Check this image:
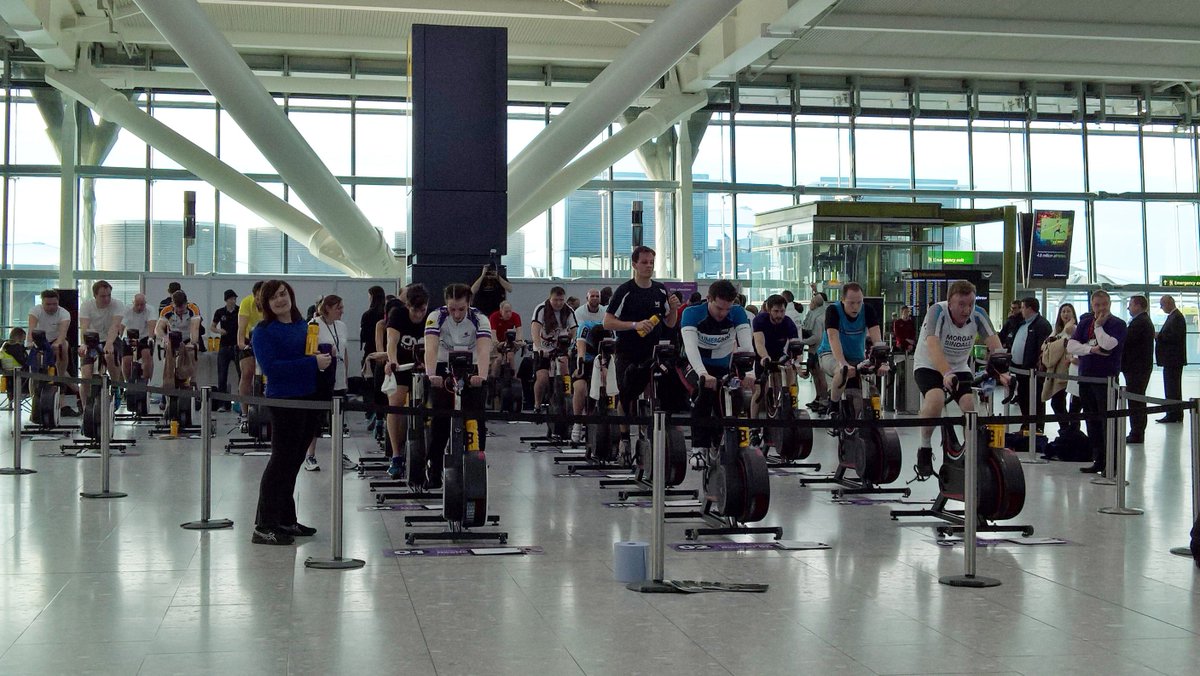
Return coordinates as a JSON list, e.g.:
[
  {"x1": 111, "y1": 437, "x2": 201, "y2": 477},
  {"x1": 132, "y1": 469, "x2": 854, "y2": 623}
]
[
  {"x1": 1090, "y1": 477, "x2": 1118, "y2": 486},
  {"x1": 1169, "y1": 546, "x2": 1194, "y2": 558},
  {"x1": 181, "y1": 518, "x2": 234, "y2": 530},
  {"x1": 80, "y1": 490, "x2": 127, "y2": 499},
  {"x1": 305, "y1": 556, "x2": 366, "y2": 570},
  {"x1": 0, "y1": 467, "x2": 36, "y2": 475},
  {"x1": 626, "y1": 579, "x2": 685, "y2": 594},
  {"x1": 1098, "y1": 507, "x2": 1144, "y2": 515},
  {"x1": 939, "y1": 574, "x2": 1001, "y2": 588}
]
